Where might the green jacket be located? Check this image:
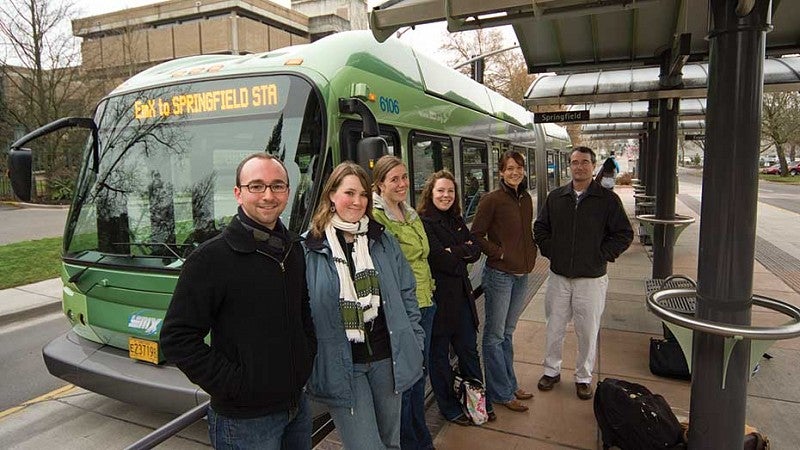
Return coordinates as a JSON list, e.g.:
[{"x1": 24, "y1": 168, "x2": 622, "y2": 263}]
[{"x1": 372, "y1": 193, "x2": 435, "y2": 308}]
